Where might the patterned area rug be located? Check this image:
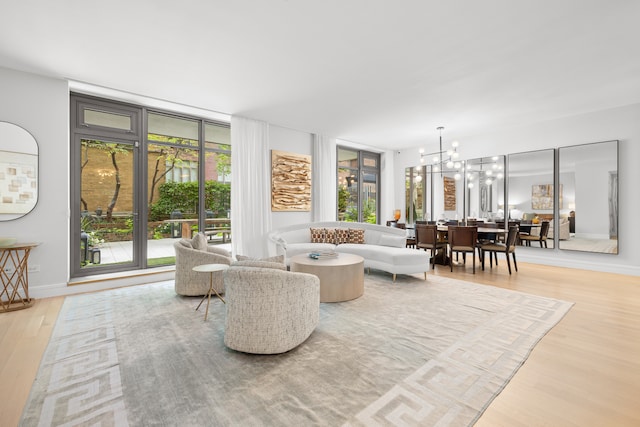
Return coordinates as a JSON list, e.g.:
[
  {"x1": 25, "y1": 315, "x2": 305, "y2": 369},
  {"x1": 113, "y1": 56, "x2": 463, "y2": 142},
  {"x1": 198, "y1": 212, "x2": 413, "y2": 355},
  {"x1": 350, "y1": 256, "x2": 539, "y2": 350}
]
[{"x1": 20, "y1": 273, "x2": 572, "y2": 426}]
